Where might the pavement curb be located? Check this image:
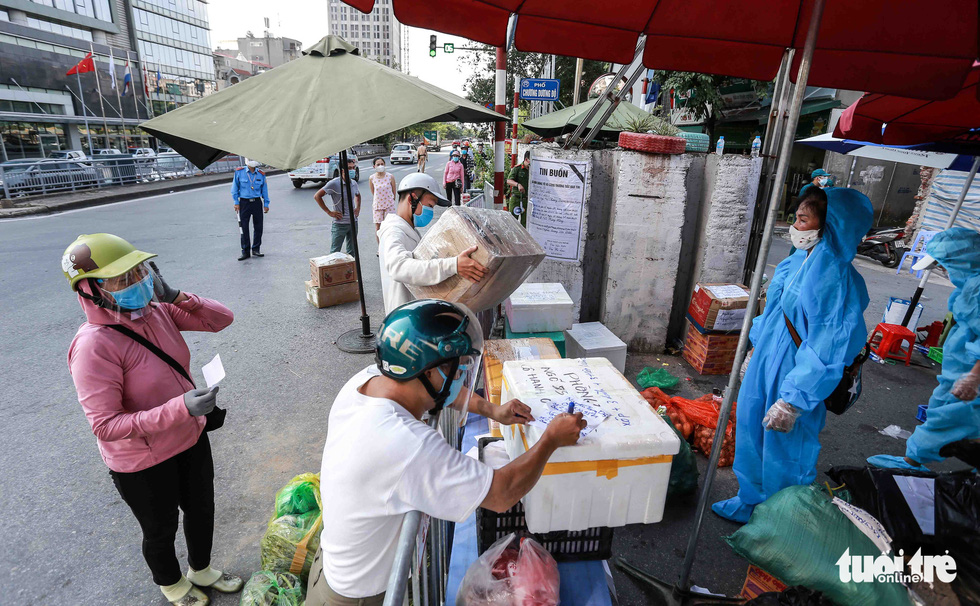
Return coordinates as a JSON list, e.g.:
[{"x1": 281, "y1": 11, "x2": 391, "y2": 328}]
[{"x1": 0, "y1": 169, "x2": 287, "y2": 219}]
